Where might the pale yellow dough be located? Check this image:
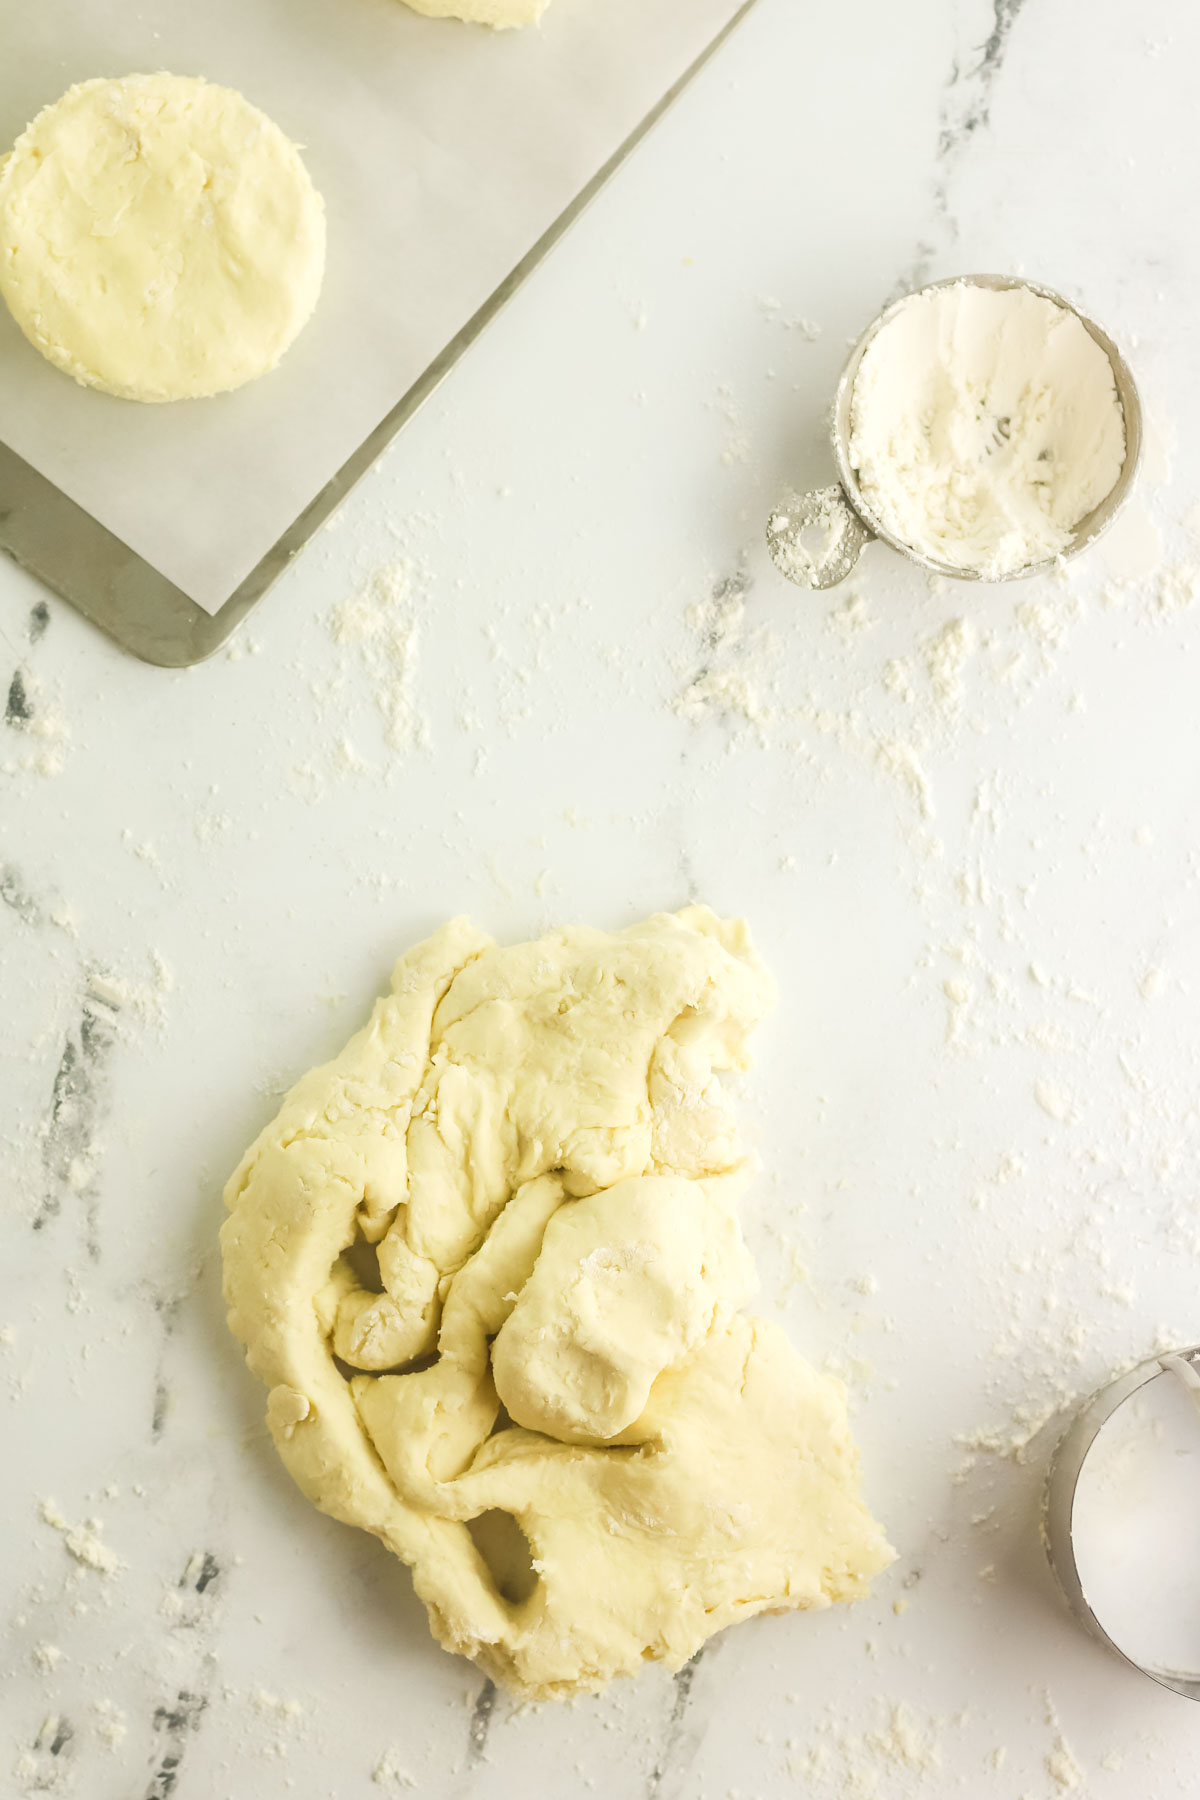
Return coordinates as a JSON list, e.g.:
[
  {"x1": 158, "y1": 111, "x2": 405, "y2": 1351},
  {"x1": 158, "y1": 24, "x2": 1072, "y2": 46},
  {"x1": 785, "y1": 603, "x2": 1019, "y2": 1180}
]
[
  {"x1": 0, "y1": 75, "x2": 325, "y2": 402},
  {"x1": 400, "y1": 0, "x2": 551, "y2": 26},
  {"x1": 221, "y1": 911, "x2": 893, "y2": 1699}
]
